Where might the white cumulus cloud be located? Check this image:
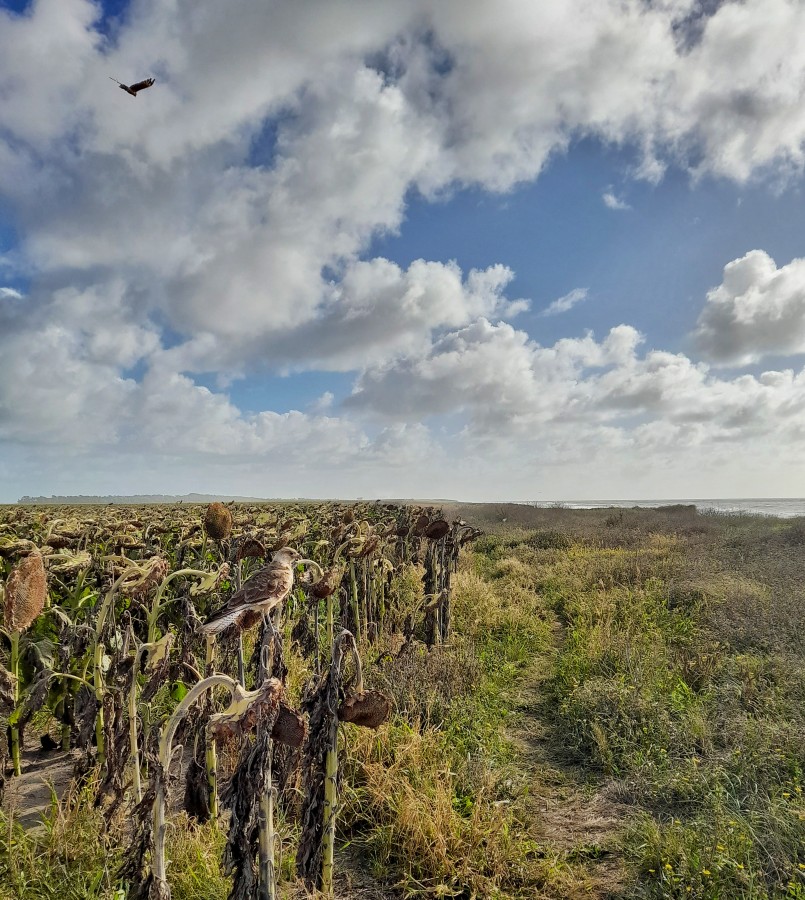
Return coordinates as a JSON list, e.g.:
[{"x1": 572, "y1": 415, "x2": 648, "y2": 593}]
[{"x1": 694, "y1": 250, "x2": 805, "y2": 365}]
